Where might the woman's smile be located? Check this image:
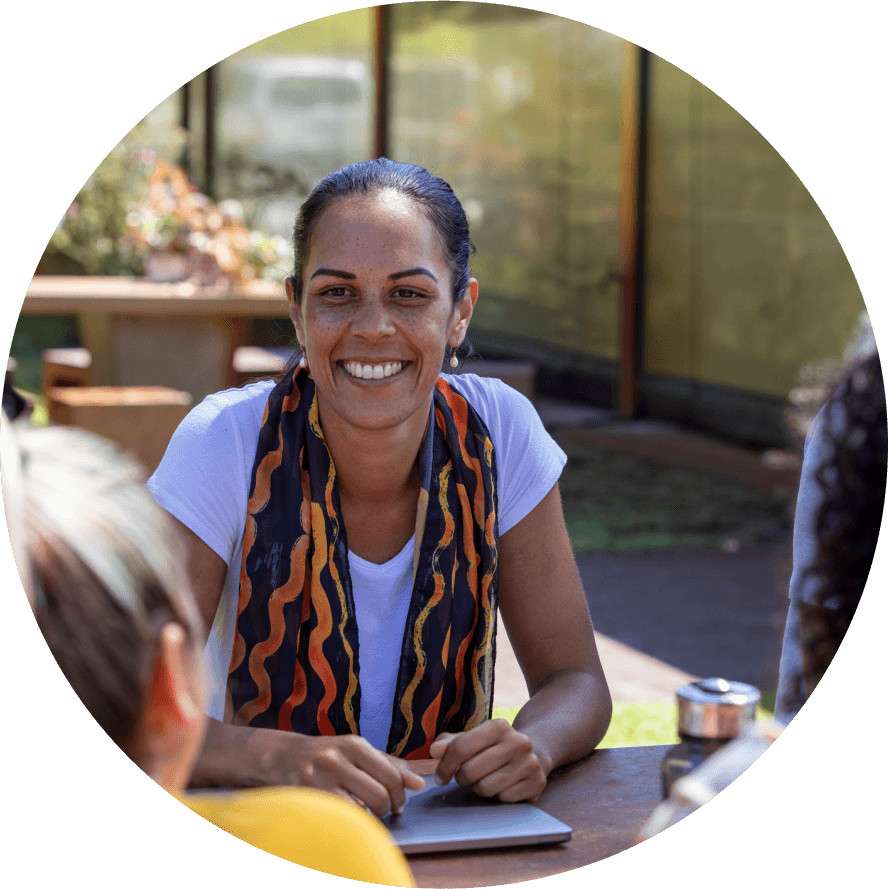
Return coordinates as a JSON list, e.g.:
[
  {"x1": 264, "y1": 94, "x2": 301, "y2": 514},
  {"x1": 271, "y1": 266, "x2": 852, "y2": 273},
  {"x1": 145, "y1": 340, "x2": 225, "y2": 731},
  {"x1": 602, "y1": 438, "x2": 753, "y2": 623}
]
[{"x1": 340, "y1": 360, "x2": 409, "y2": 380}]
